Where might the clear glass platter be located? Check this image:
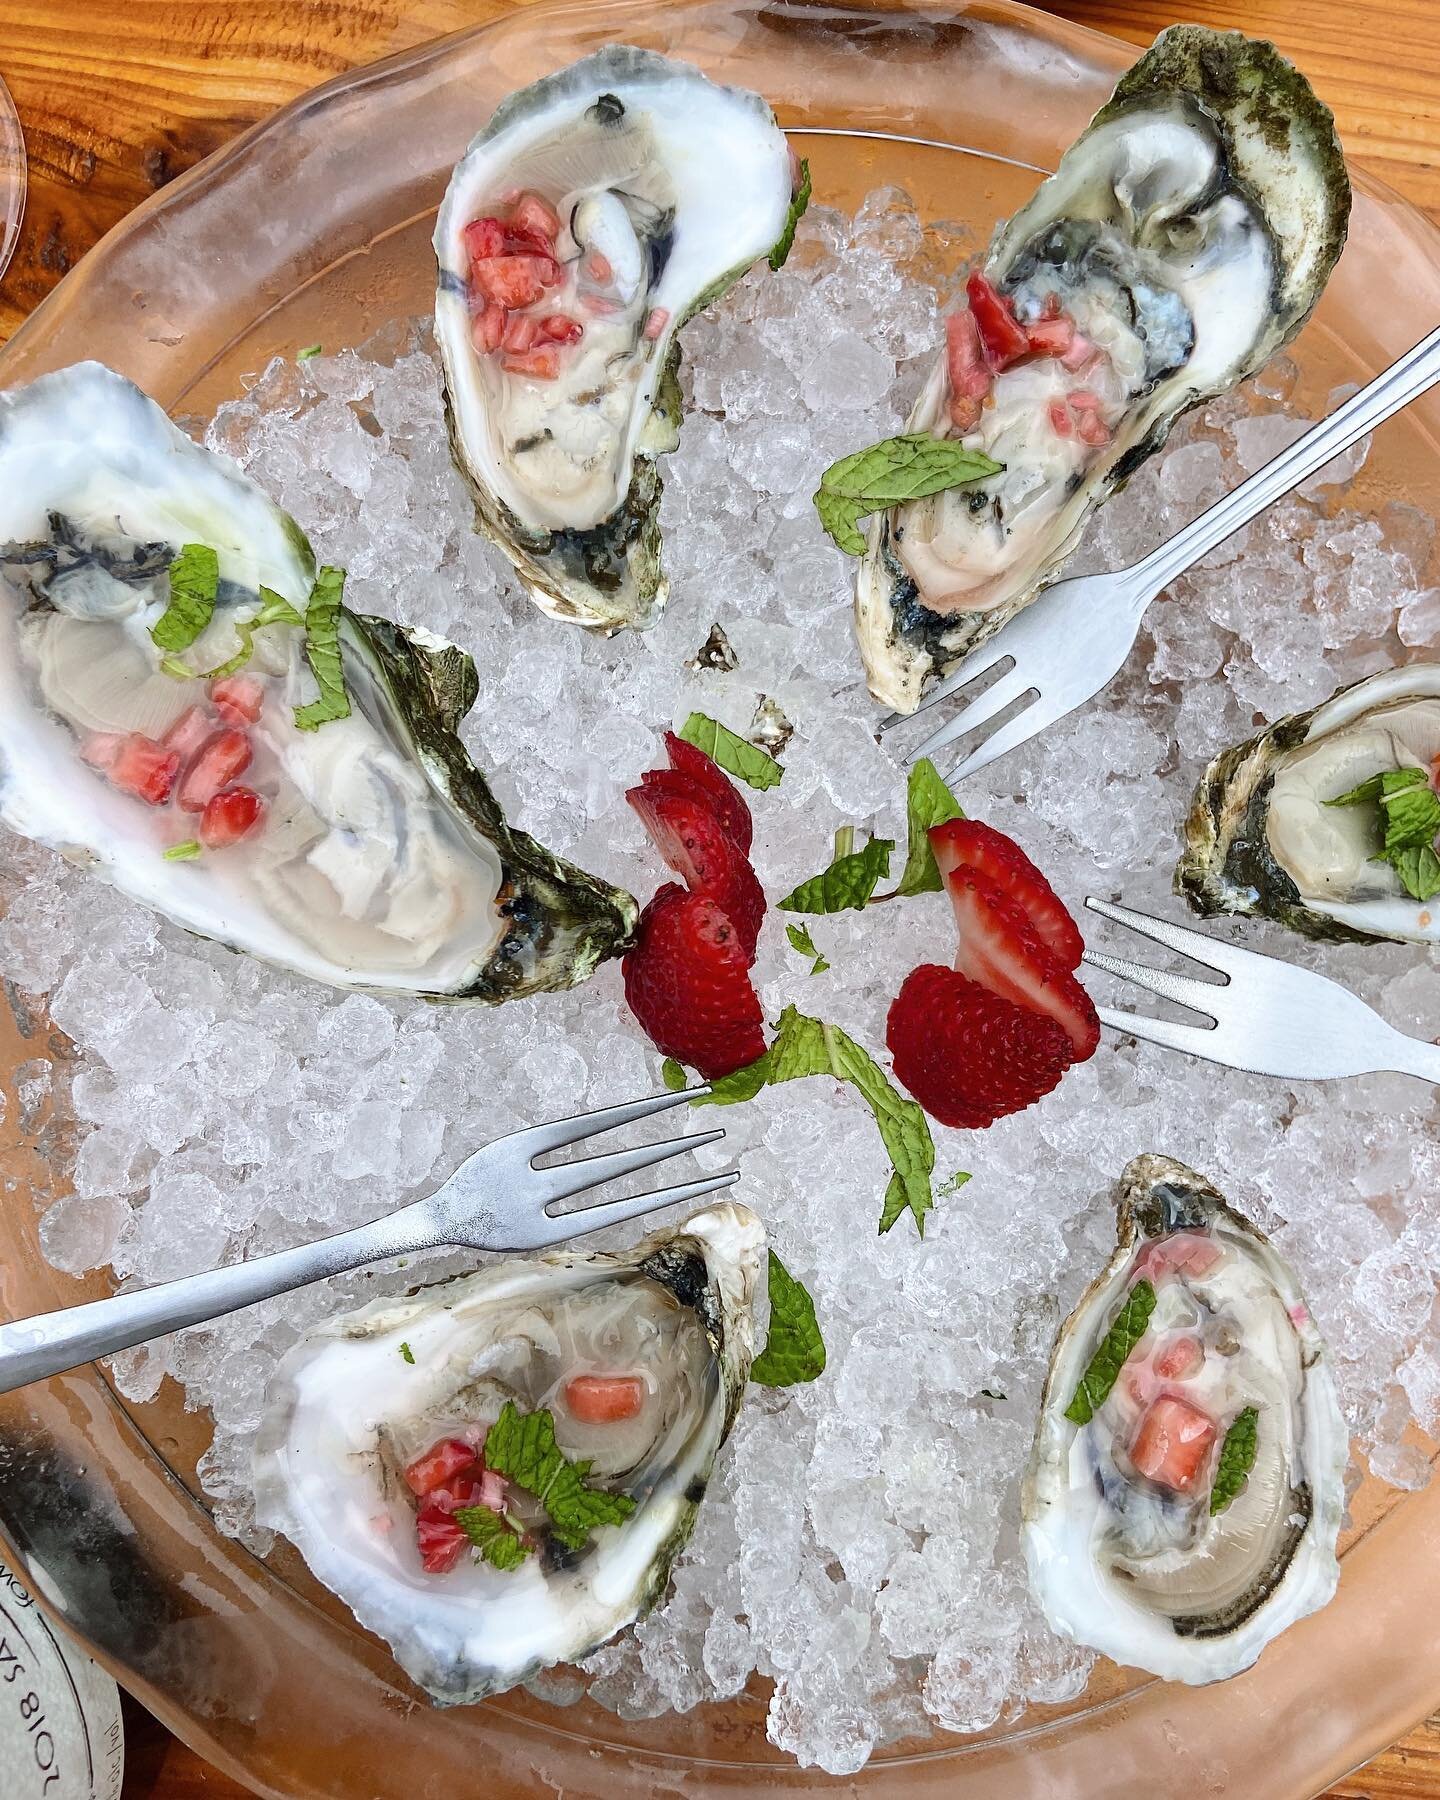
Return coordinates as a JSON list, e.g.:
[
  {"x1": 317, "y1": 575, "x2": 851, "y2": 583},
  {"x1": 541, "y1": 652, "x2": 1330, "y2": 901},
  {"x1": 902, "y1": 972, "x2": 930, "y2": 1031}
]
[{"x1": 2, "y1": 2, "x2": 1440, "y2": 1794}]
